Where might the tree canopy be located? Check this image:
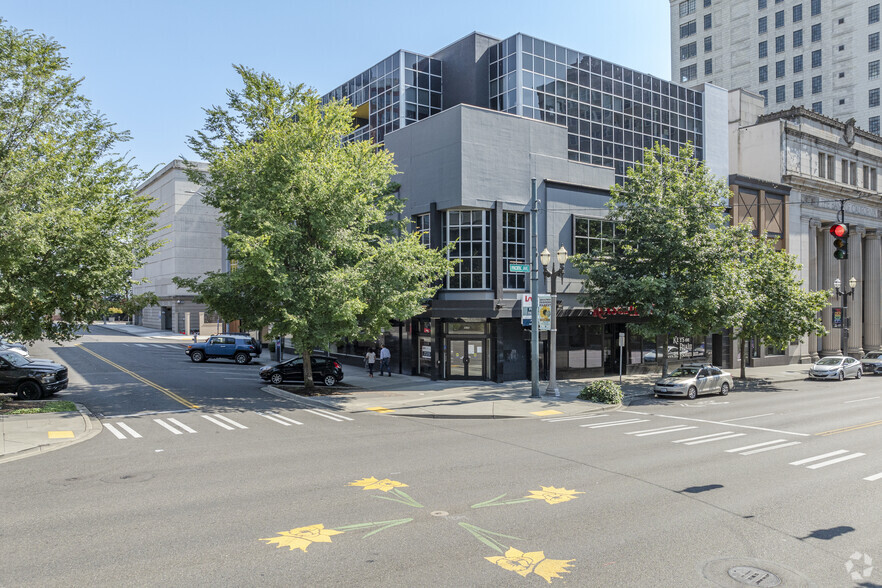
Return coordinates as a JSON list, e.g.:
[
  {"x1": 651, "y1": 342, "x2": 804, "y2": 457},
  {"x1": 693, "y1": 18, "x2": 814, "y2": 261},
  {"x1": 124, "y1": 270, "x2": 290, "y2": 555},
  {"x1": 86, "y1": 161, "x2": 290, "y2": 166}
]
[
  {"x1": 177, "y1": 66, "x2": 455, "y2": 386},
  {"x1": 0, "y1": 21, "x2": 161, "y2": 342}
]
